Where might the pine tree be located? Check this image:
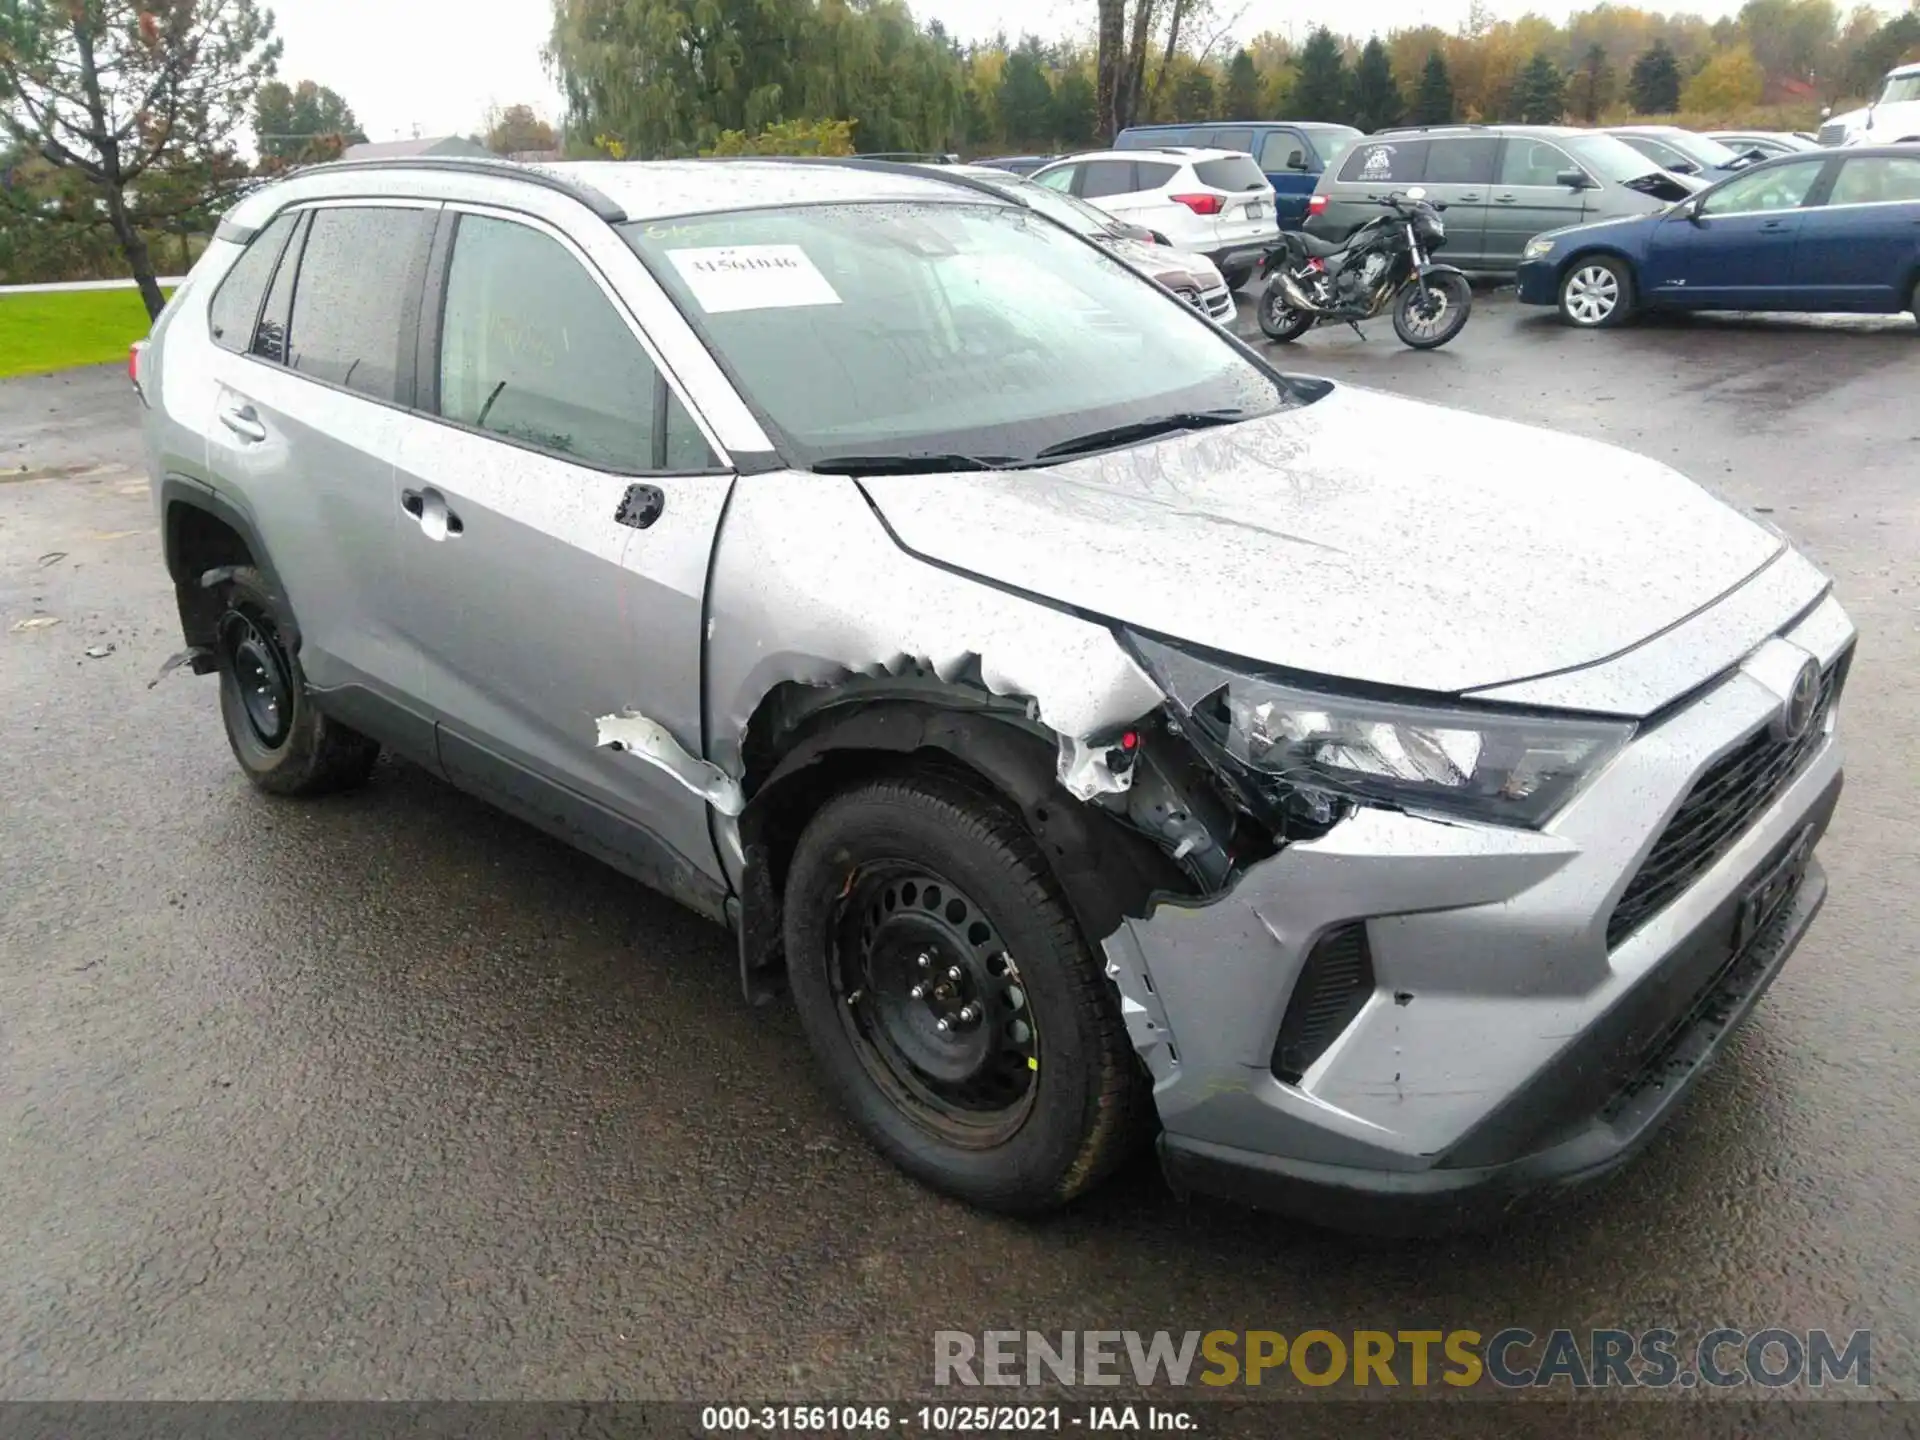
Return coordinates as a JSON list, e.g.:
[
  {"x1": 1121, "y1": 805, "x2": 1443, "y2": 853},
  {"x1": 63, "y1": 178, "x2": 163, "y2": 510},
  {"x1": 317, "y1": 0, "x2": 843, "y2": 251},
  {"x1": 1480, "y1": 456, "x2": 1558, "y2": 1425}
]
[
  {"x1": 1052, "y1": 68, "x2": 1097, "y2": 148},
  {"x1": 1411, "y1": 50, "x2": 1456, "y2": 126},
  {"x1": 1350, "y1": 38, "x2": 1404, "y2": 131},
  {"x1": 1568, "y1": 43, "x2": 1614, "y2": 124},
  {"x1": 1223, "y1": 49, "x2": 1263, "y2": 119},
  {"x1": 1628, "y1": 40, "x2": 1683, "y2": 115},
  {"x1": 1289, "y1": 28, "x2": 1351, "y2": 126},
  {"x1": 996, "y1": 42, "x2": 1055, "y2": 150},
  {"x1": 1513, "y1": 53, "x2": 1567, "y2": 123}
]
